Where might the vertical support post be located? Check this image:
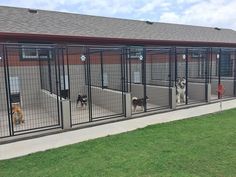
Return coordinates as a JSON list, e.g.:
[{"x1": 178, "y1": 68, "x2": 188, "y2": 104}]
[
  {"x1": 168, "y1": 48, "x2": 172, "y2": 88},
  {"x1": 142, "y1": 48, "x2": 147, "y2": 112},
  {"x1": 170, "y1": 87, "x2": 176, "y2": 109},
  {"x1": 234, "y1": 49, "x2": 236, "y2": 97},
  {"x1": 65, "y1": 46, "x2": 72, "y2": 127},
  {"x1": 54, "y1": 47, "x2": 63, "y2": 128},
  {"x1": 205, "y1": 48, "x2": 210, "y2": 102},
  {"x1": 185, "y1": 48, "x2": 189, "y2": 105},
  {"x1": 120, "y1": 49, "x2": 126, "y2": 115},
  {"x1": 210, "y1": 48, "x2": 213, "y2": 83},
  {"x1": 125, "y1": 48, "x2": 129, "y2": 92},
  {"x1": 61, "y1": 99, "x2": 71, "y2": 129},
  {"x1": 174, "y1": 47, "x2": 177, "y2": 86},
  {"x1": 100, "y1": 51, "x2": 104, "y2": 88},
  {"x1": 66, "y1": 47, "x2": 71, "y2": 100},
  {"x1": 124, "y1": 93, "x2": 131, "y2": 118},
  {"x1": 120, "y1": 48, "x2": 126, "y2": 116},
  {"x1": 218, "y1": 49, "x2": 222, "y2": 99},
  {"x1": 206, "y1": 83, "x2": 211, "y2": 102},
  {"x1": 48, "y1": 53, "x2": 52, "y2": 93},
  {"x1": 129, "y1": 48, "x2": 132, "y2": 92},
  {"x1": 61, "y1": 48, "x2": 66, "y2": 92},
  {"x1": 39, "y1": 58, "x2": 43, "y2": 90},
  {"x1": 169, "y1": 48, "x2": 172, "y2": 108},
  {"x1": 3, "y1": 44, "x2": 13, "y2": 136},
  {"x1": 86, "y1": 47, "x2": 92, "y2": 122}
]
